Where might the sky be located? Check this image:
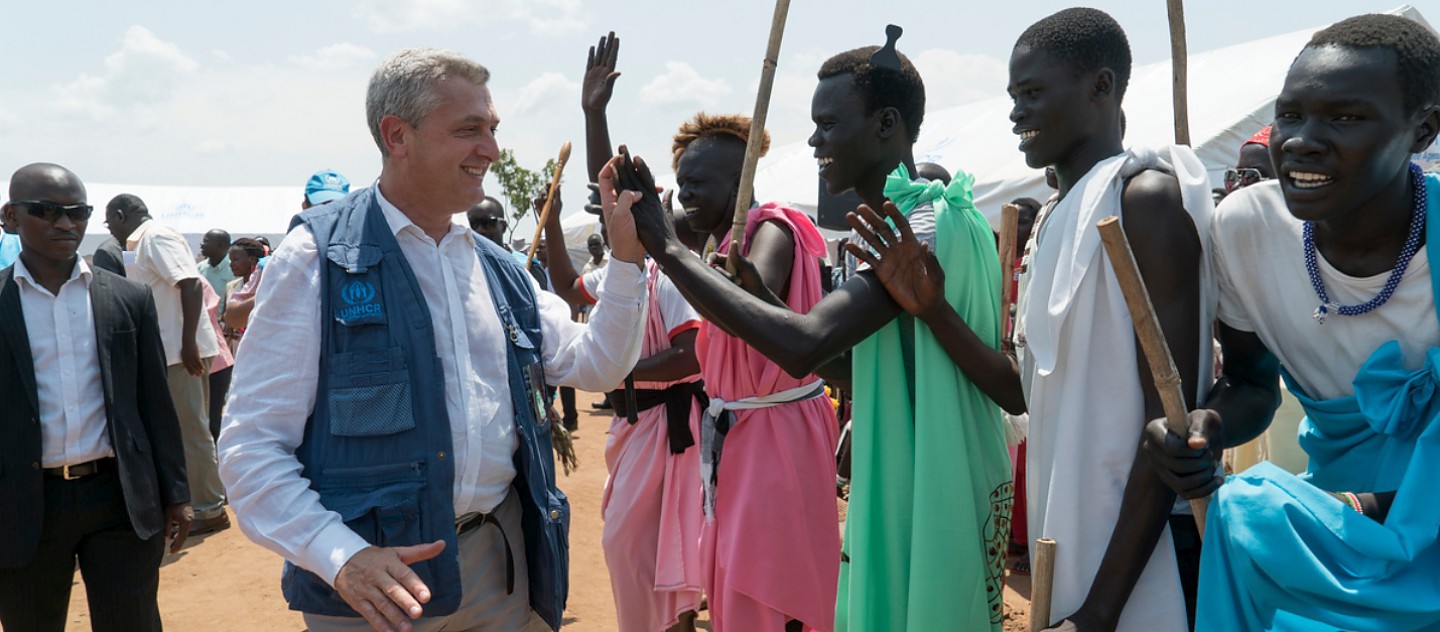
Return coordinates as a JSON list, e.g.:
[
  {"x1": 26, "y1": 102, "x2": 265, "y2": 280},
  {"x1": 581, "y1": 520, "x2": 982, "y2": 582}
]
[{"x1": 0, "y1": 0, "x2": 1428, "y2": 237}]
